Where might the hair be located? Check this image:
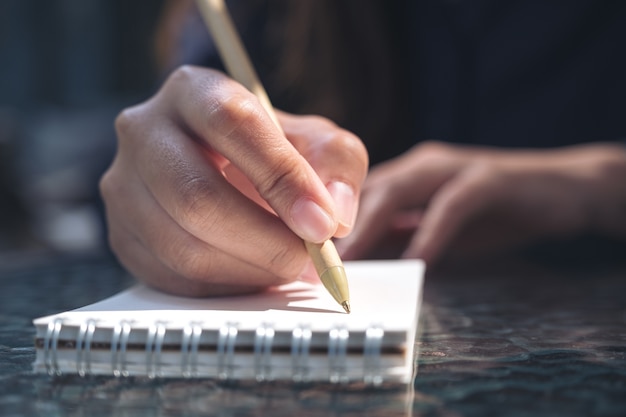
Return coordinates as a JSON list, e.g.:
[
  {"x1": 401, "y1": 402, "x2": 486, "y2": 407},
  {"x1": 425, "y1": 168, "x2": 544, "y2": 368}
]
[{"x1": 155, "y1": 0, "x2": 413, "y2": 164}]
